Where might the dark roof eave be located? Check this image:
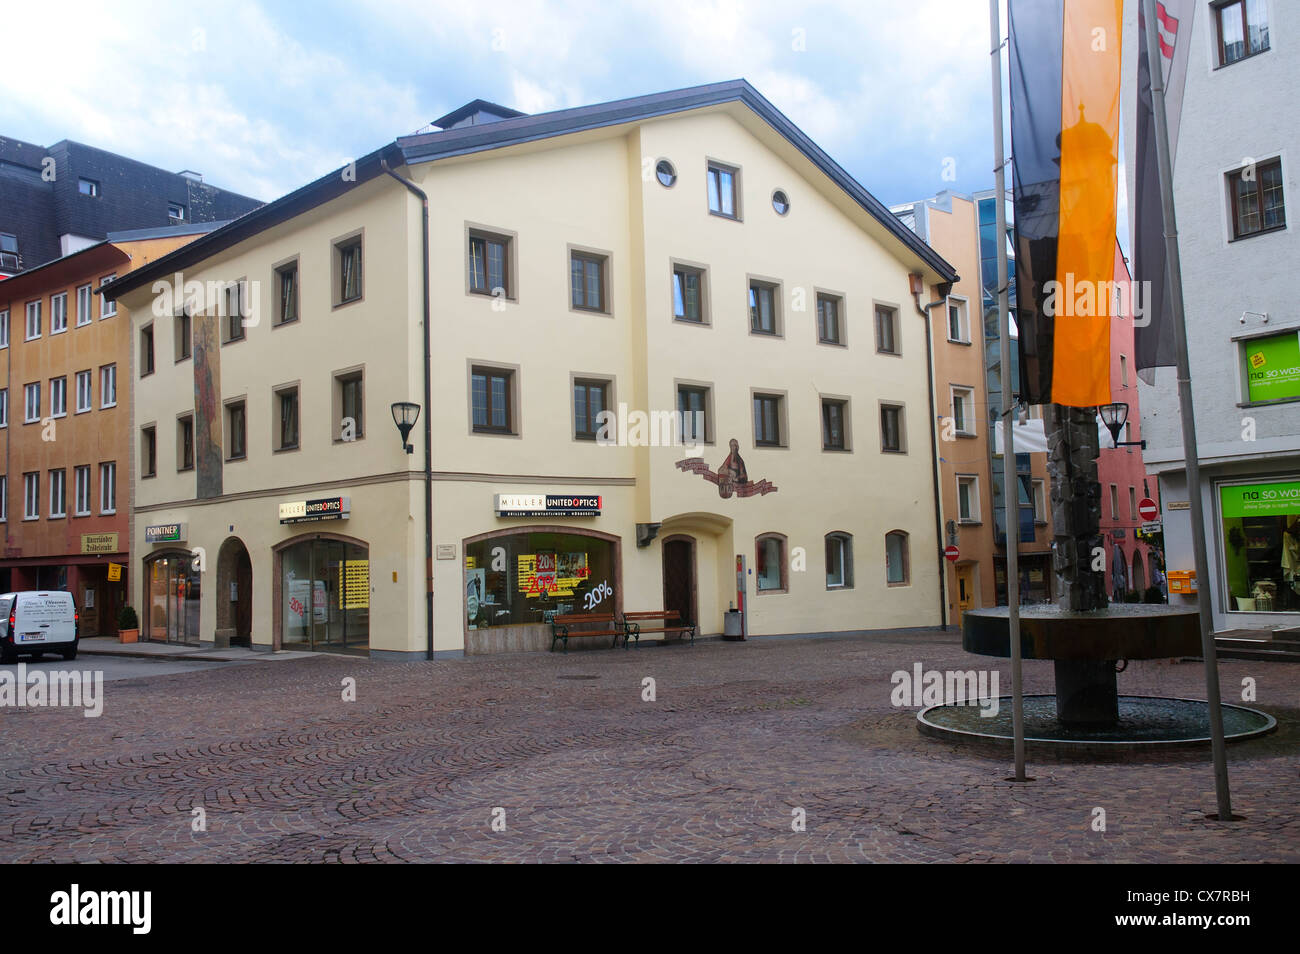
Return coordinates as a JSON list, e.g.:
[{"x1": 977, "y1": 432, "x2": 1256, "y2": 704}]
[
  {"x1": 398, "y1": 79, "x2": 958, "y2": 283},
  {"x1": 0, "y1": 242, "x2": 130, "y2": 304},
  {"x1": 102, "y1": 142, "x2": 405, "y2": 301}
]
